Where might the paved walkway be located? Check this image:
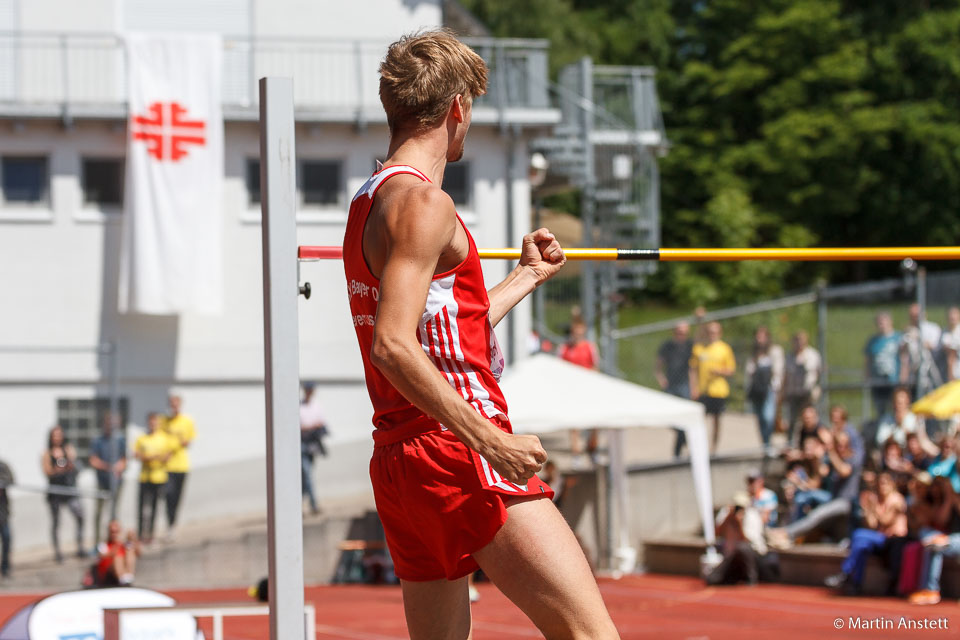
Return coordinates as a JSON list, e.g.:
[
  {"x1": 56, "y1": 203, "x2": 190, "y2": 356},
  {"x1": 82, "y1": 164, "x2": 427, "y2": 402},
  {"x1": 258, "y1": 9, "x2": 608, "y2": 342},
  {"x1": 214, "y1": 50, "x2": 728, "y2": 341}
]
[{"x1": 2, "y1": 410, "x2": 768, "y2": 590}]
